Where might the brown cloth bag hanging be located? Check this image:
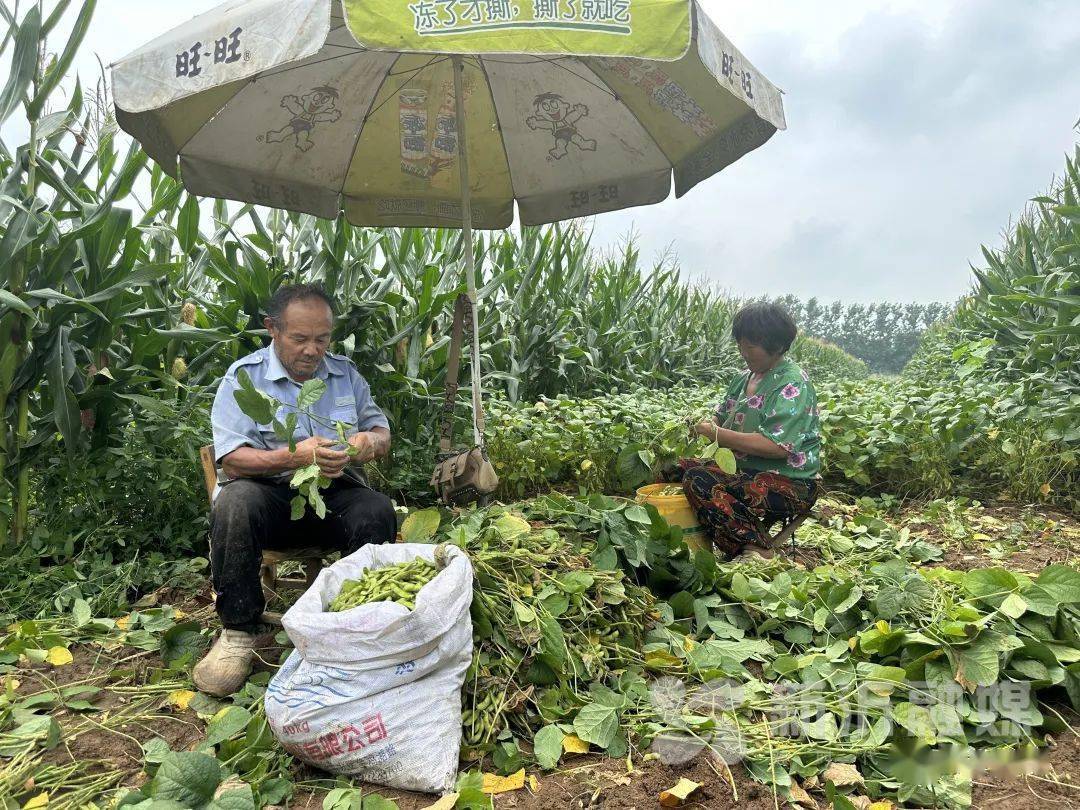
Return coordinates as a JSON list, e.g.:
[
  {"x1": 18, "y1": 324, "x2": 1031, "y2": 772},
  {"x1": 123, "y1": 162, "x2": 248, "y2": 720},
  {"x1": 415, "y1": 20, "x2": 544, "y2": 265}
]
[{"x1": 429, "y1": 294, "x2": 498, "y2": 505}]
